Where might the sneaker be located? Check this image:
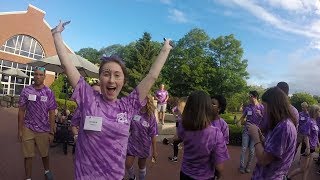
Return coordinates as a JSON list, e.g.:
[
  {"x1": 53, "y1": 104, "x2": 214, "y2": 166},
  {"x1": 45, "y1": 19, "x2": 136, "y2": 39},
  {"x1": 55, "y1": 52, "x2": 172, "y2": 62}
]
[
  {"x1": 245, "y1": 168, "x2": 251, "y2": 173},
  {"x1": 168, "y1": 156, "x2": 178, "y2": 162},
  {"x1": 45, "y1": 171, "x2": 54, "y2": 180},
  {"x1": 162, "y1": 138, "x2": 169, "y2": 145},
  {"x1": 239, "y1": 167, "x2": 245, "y2": 174},
  {"x1": 317, "y1": 170, "x2": 320, "y2": 175},
  {"x1": 128, "y1": 175, "x2": 136, "y2": 180}
]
